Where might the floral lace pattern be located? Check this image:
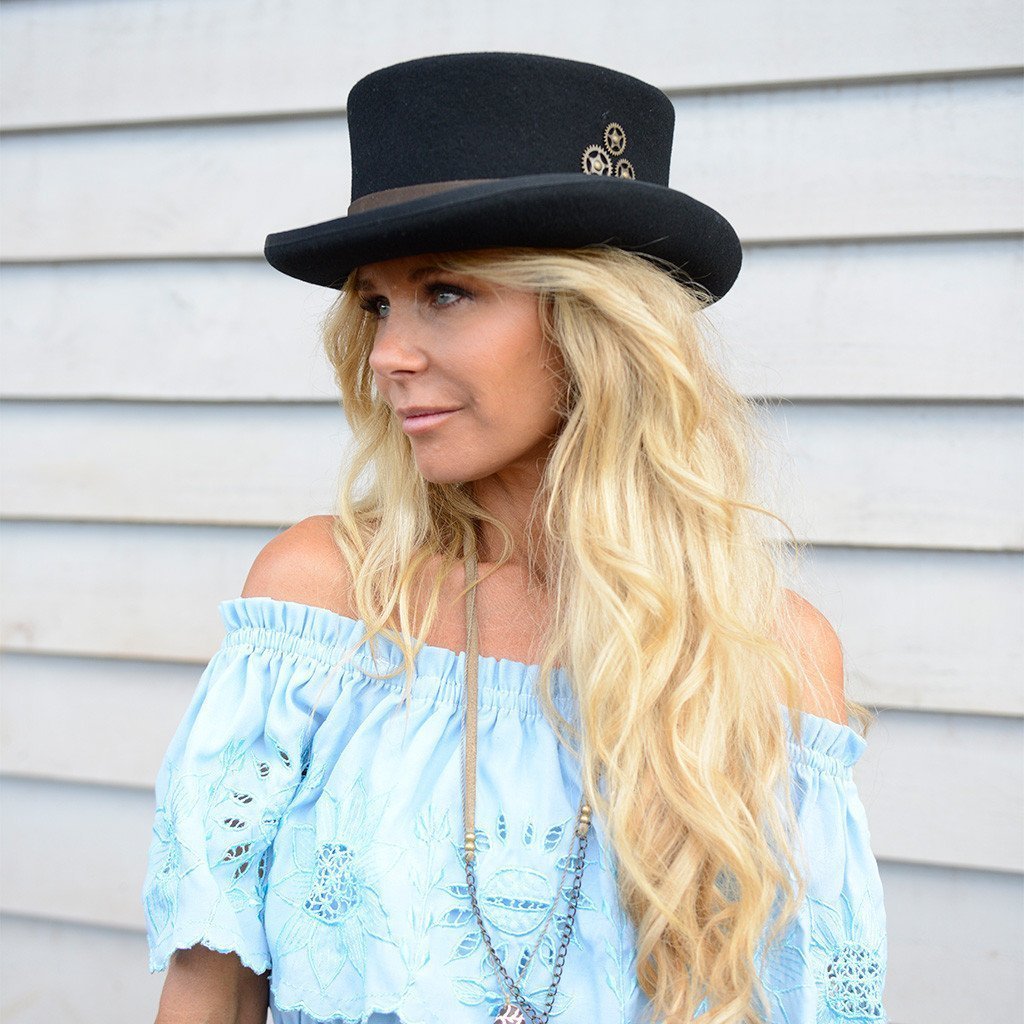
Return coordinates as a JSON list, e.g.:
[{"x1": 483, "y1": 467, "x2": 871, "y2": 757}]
[
  {"x1": 273, "y1": 779, "x2": 401, "y2": 992},
  {"x1": 760, "y1": 888, "x2": 887, "y2": 1024},
  {"x1": 141, "y1": 596, "x2": 888, "y2": 1024},
  {"x1": 809, "y1": 892, "x2": 887, "y2": 1022},
  {"x1": 144, "y1": 734, "x2": 304, "y2": 960}
]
